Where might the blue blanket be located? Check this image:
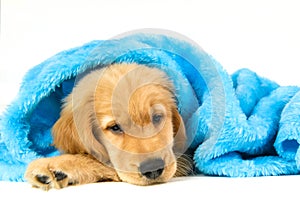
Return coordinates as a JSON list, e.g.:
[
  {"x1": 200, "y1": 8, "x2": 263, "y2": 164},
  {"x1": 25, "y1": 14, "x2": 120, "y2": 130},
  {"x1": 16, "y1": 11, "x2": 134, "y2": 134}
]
[{"x1": 1, "y1": 33, "x2": 300, "y2": 181}]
